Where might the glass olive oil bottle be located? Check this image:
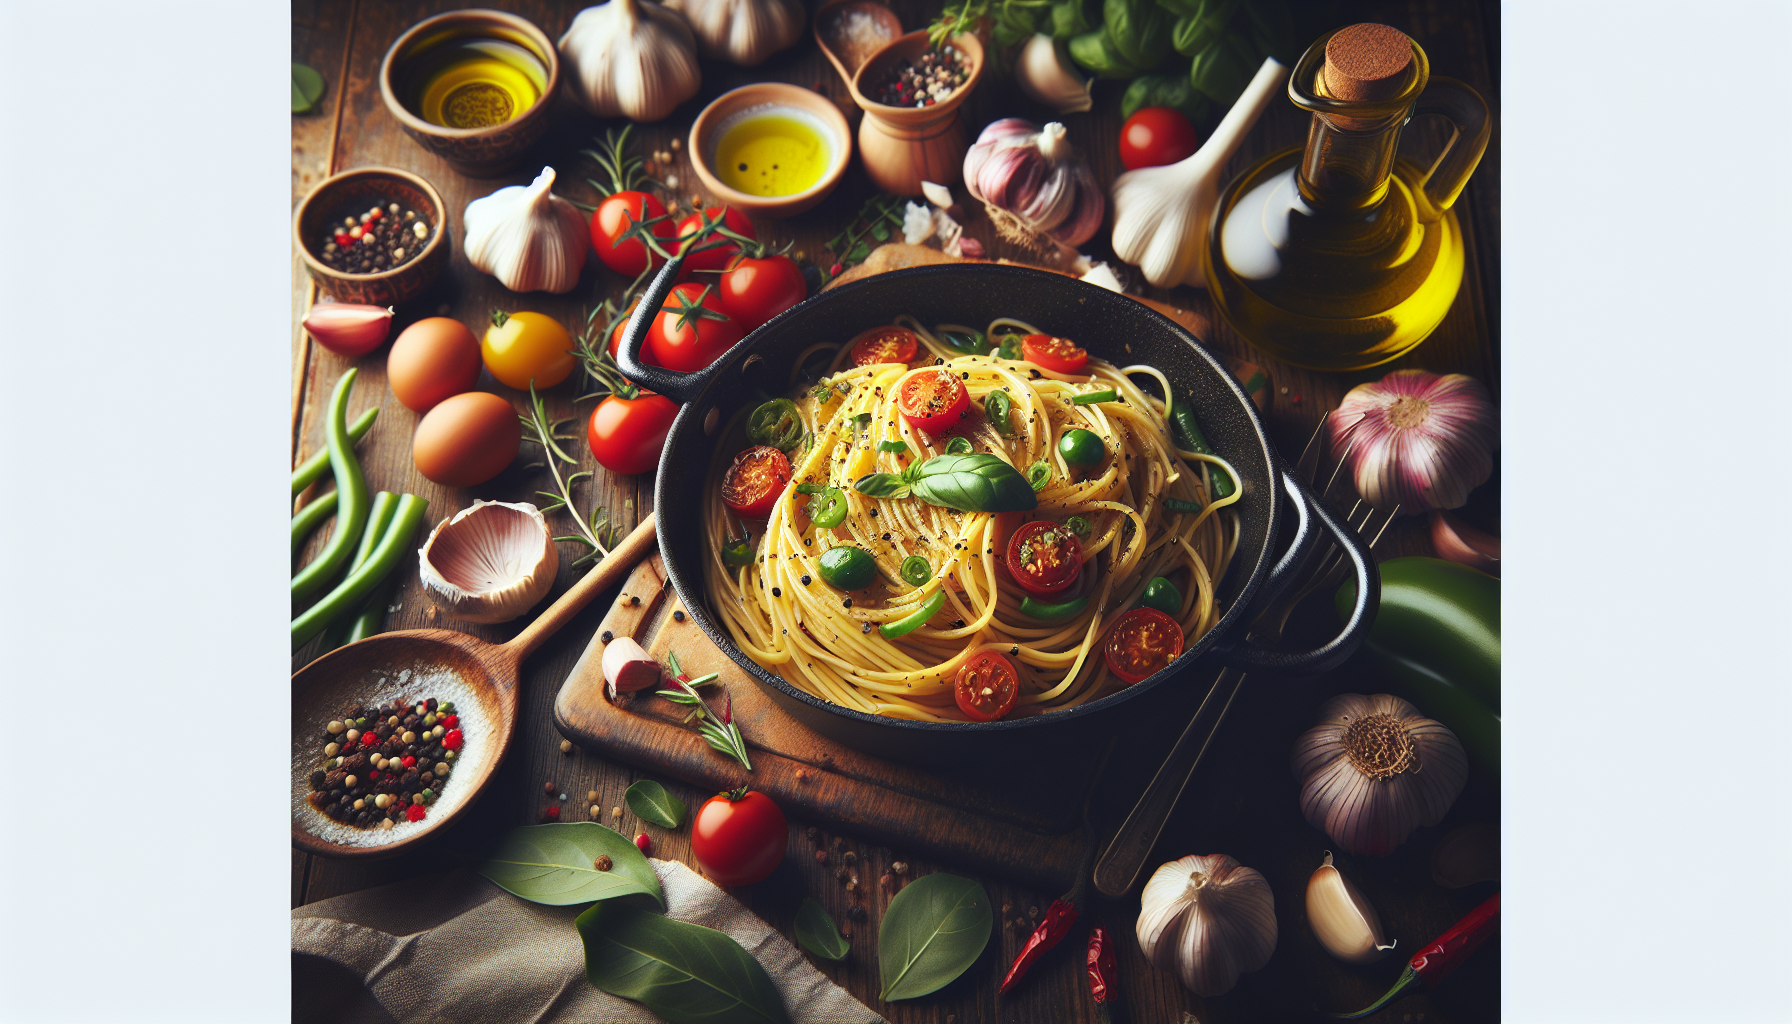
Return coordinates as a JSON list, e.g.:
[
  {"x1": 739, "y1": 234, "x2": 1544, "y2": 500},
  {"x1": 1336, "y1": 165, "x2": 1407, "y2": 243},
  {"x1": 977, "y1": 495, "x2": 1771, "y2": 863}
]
[{"x1": 1204, "y1": 24, "x2": 1489, "y2": 372}]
